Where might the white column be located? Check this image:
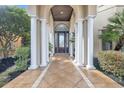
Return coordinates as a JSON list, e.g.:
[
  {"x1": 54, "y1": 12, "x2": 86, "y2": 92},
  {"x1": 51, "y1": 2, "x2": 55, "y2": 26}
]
[
  {"x1": 40, "y1": 19, "x2": 48, "y2": 66},
  {"x1": 70, "y1": 32, "x2": 73, "y2": 57},
  {"x1": 37, "y1": 20, "x2": 41, "y2": 66},
  {"x1": 29, "y1": 15, "x2": 39, "y2": 69},
  {"x1": 76, "y1": 19, "x2": 84, "y2": 66},
  {"x1": 52, "y1": 31, "x2": 55, "y2": 55},
  {"x1": 49, "y1": 32, "x2": 52, "y2": 55},
  {"x1": 73, "y1": 23, "x2": 78, "y2": 63},
  {"x1": 47, "y1": 24, "x2": 49, "y2": 62},
  {"x1": 87, "y1": 15, "x2": 95, "y2": 69}
]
